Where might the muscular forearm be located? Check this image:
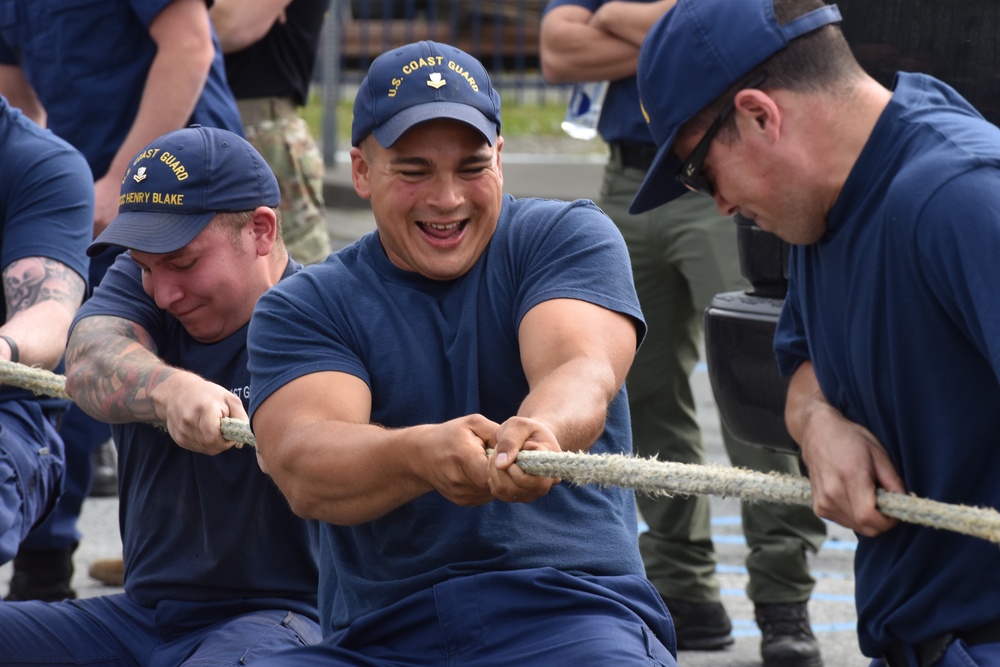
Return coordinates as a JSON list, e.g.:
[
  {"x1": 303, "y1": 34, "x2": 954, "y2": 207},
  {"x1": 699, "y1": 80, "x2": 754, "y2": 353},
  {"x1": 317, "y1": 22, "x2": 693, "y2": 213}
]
[
  {"x1": 785, "y1": 360, "x2": 829, "y2": 448},
  {"x1": 255, "y1": 372, "x2": 502, "y2": 523},
  {"x1": 1, "y1": 257, "x2": 85, "y2": 369},
  {"x1": 517, "y1": 357, "x2": 618, "y2": 453},
  {"x1": 591, "y1": 0, "x2": 676, "y2": 46},
  {"x1": 539, "y1": 6, "x2": 641, "y2": 83},
  {"x1": 262, "y1": 419, "x2": 442, "y2": 525},
  {"x1": 64, "y1": 315, "x2": 178, "y2": 424},
  {"x1": 102, "y1": 46, "x2": 213, "y2": 185},
  {"x1": 210, "y1": 0, "x2": 289, "y2": 53},
  {"x1": 1, "y1": 303, "x2": 74, "y2": 370}
]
